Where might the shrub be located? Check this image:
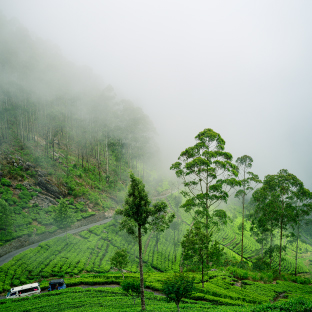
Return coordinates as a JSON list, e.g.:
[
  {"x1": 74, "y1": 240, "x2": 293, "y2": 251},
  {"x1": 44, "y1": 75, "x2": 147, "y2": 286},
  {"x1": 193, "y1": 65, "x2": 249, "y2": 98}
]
[
  {"x1": 162, "y1": 273, "x2": 195, "y2": 311},
  {"x1": 26, "y1": 170, "x2": 36, "y2": 178},
  {"x1": 121, "y1": 278, "x2": 141, "y2": 305},
  {"x1": 251, "y1": 297, "x2": 312, "y2": 312},
  {"x1": 18, "y1": 190, "x2": 32, "y2": 202},
  {"x1": 1, "y1": 178, "x2": 11, "y2": 186},
  {"x1": 72, "y1": 187, "x2": 88, "y2": 198}
]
